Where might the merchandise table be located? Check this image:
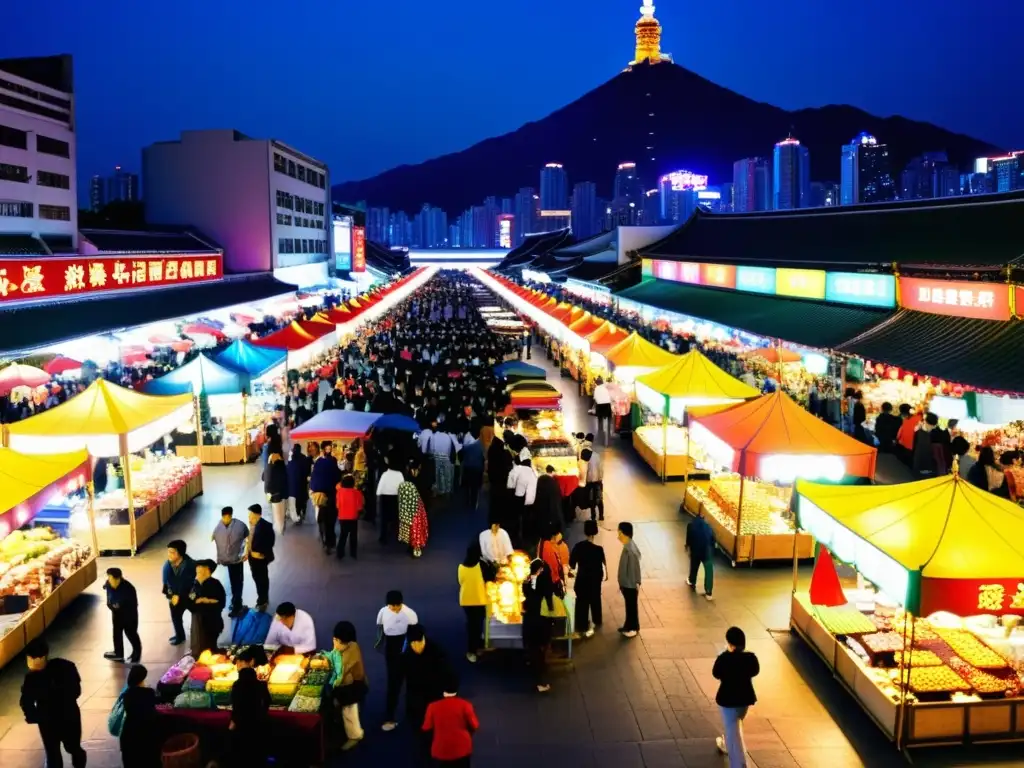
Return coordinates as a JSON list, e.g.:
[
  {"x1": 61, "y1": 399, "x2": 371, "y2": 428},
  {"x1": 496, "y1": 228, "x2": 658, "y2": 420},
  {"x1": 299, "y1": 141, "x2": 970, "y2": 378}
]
[{"x1": 155, "y1": 705, "x2": 324, "y2": 765}]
